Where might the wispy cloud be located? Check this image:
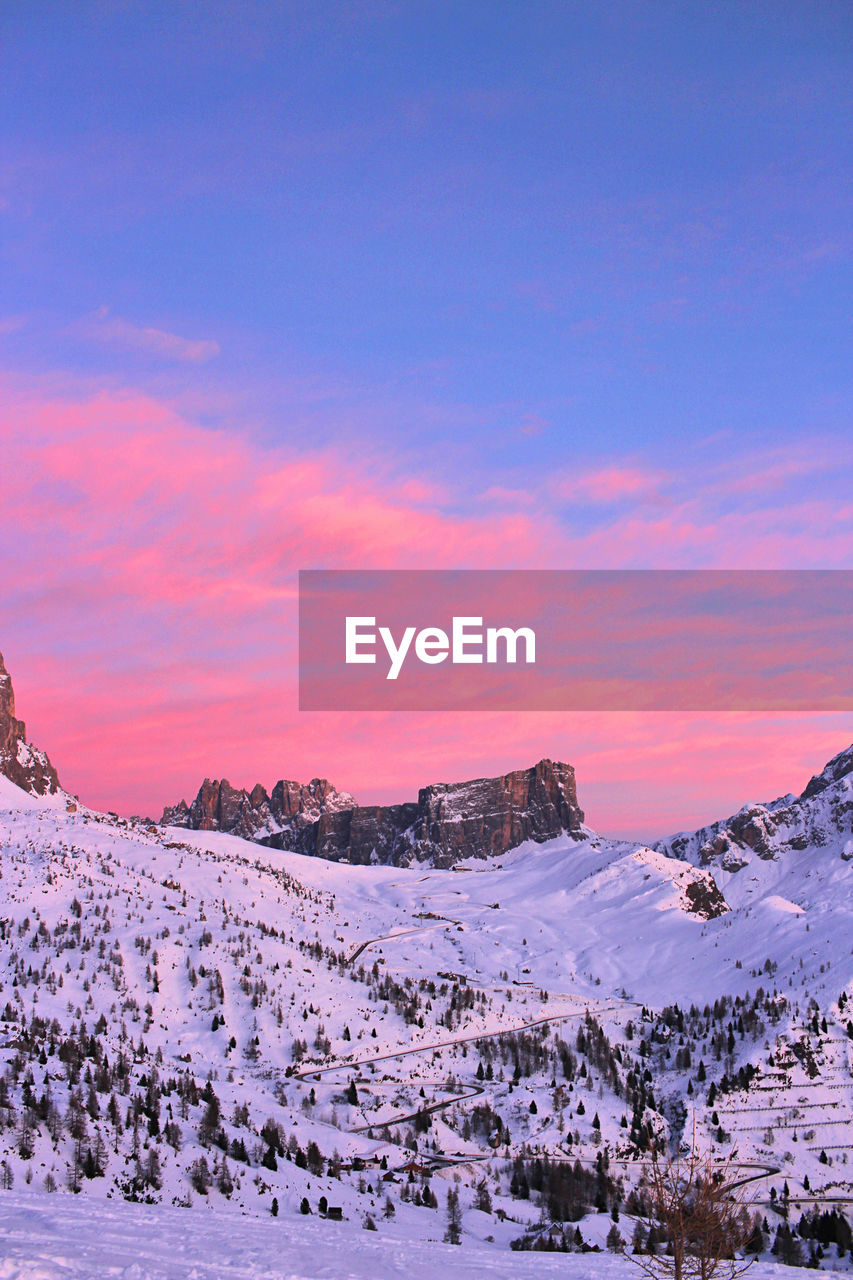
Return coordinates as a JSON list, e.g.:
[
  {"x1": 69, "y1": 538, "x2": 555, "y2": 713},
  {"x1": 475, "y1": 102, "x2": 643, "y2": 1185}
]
[
  {"x1": 717, "y1": 442, "x2": 850, "y2": 496},
  {"x1": 0, "y1": 314, "x2": 29, "y2": 337},
  {"x1": 70, "y1": 307, "x2": 220, "y2": 364},
  {"x1": 556, "y1": 464, "x2": 669, "y2": 505}
]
